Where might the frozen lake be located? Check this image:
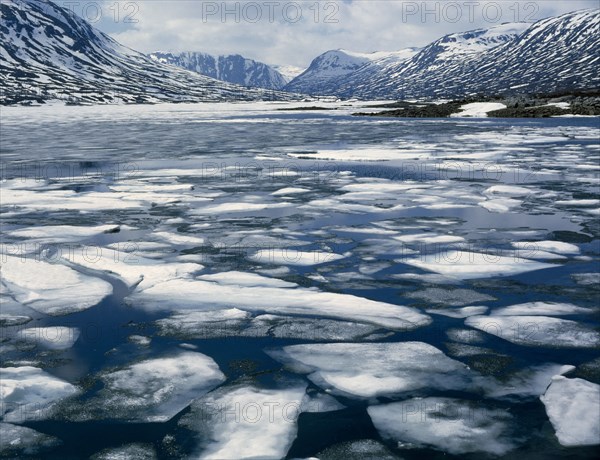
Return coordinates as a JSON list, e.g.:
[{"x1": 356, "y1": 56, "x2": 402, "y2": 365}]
[{"x1": 1, "y1": 102, "x2": 599, "y2": 459}]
